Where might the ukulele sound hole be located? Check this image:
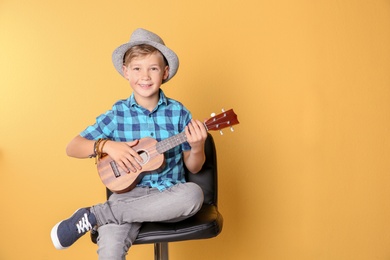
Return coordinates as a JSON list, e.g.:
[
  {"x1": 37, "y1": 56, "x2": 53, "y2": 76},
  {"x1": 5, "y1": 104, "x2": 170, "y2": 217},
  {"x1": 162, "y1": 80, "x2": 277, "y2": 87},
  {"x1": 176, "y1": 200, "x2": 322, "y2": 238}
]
[{"x1": 137, "y1": 150, "x2": 149, "y2": 165}]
